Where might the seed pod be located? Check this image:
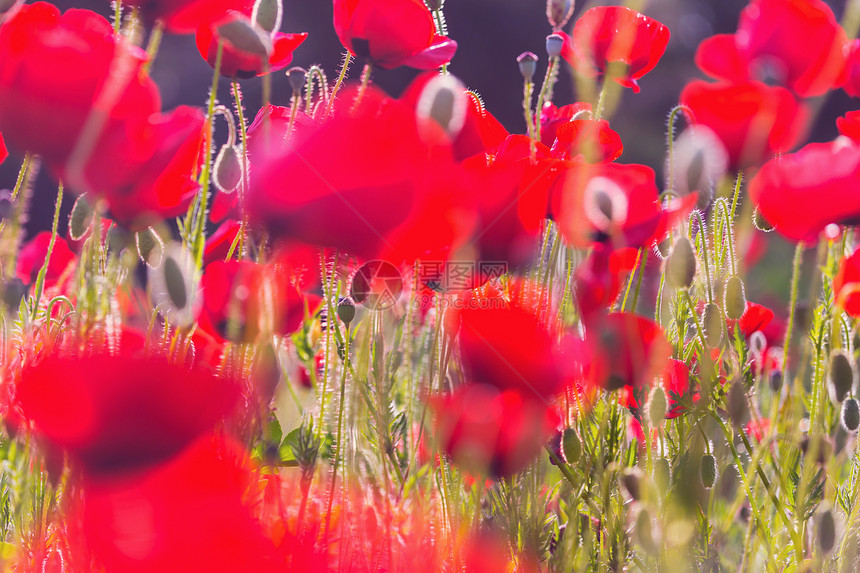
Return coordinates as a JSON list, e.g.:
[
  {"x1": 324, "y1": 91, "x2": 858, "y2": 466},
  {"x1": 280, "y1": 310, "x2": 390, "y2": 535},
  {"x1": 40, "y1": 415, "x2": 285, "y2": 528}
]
[
  {"x1": 652, "y1": 458, "x2": 672, "y2": 494},
  {"x1": 752, "y1": 207, "x2": 775, "y2": 232},
  {"x1": 517, "y1": 52, "x2": 538, "y2": 82},
  {"x1": 634, "y1": 508, "x2": 657, "y2": 554},
  {"x1": 700, "y1": 454, "x2": 718, "y2": 489},
  {"x1": 562, "y1": 427, "x2": 581, "y2": 464},
  {"x1": 337, "y1": 296, "x2": 356, "y2": 325},
  {"x1": 286, "y1": 66, "x2": 307, "y2": 95},
  {"x1": 703, "y1": 302, "x2": 723, "y2": 348},
  {"x1": 546, "y1": 33, "x2": 564, "y2": 58},
  {"x1": 425, "y1": 0, "x2": 444, "y2": 10},
  {"x1": 726, "y1": 379, "x2": 747, "y2": 427},
  {"x1": 667, "y1": 237, "x2": 696, "y2": 289},
  {"x1": 620, "y1": 467, "x2": 644, "y2": 501},
  {"x1": 842, "y1": 398, "x2": 860, "y2": 433},
  {"x1": 817, "y1": 506, "x2": 838, "y2": 557},
  {"x1": 546, "y1": 0, "x2": 574, "y2": 30},
  {"x1": 647, "y1": 386, "x2": 668, "y2": 428},
  {"x1": 828, "y1": 350, "x2": 856, "y2": 404},
  {"x1": 213, "y1": 145, "x2": 243, "y2": 194},
  {"x1": 252, "y1": 0, "x2": 282, "y2": 34},
  {"x1": 724, "y1": 275, "x2": 747, "y2": 320},
  {"x1": 768, "y1": 370, "x2": 783, "y2": 393},
  {"x1": 0, "y1": 189, "x2": 12, "y2": 221}
]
